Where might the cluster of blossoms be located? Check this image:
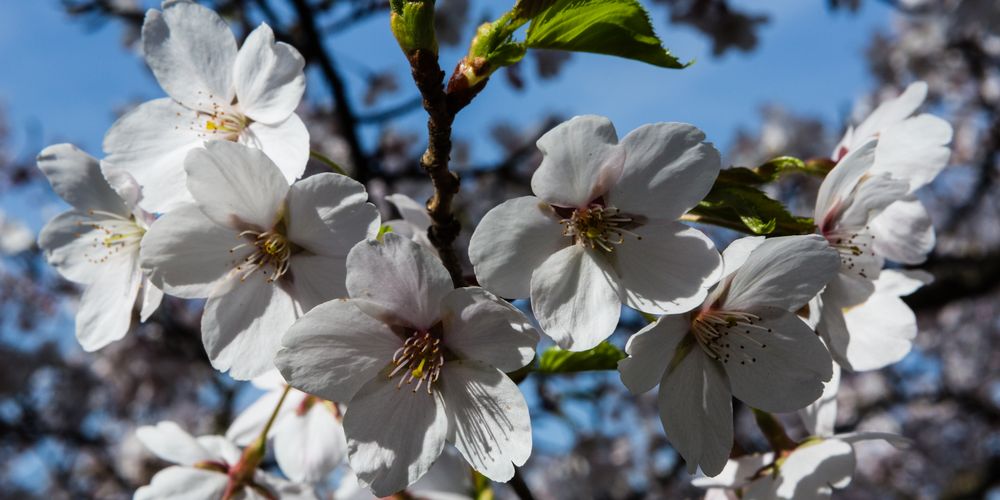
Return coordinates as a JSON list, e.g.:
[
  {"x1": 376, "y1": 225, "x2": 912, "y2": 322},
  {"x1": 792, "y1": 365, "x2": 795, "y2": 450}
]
[{"x1": 35, "y1": 1, "x2": 951, "y2": 498}]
